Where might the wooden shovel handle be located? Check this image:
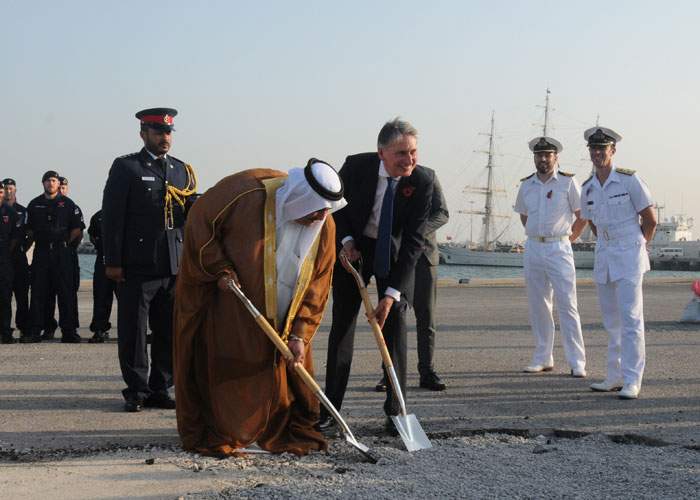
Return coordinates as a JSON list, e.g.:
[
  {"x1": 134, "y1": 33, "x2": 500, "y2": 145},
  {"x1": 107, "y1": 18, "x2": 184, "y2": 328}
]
[{"x1": 339, "y1": 254, "x2": 396, "y2": 371}]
